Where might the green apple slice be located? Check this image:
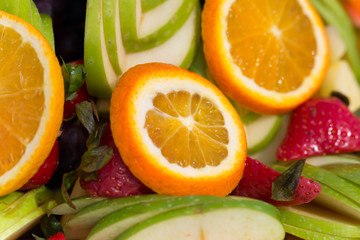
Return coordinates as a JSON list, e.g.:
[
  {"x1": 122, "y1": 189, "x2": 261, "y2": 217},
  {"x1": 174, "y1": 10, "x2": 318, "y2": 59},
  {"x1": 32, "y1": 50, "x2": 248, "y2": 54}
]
[
  {"x1": 85, "y1": 0, "x2": 200, "y2": 99},
  {"x1": 0, "y1": 186, "x2": 53, "y2": 232},
  {"x1": 120, "y1": 0, "x2": 196, "y2": 52},
  {"x1": 87, "y1": 195, "x2": 223, "y2": 240},
  {"x1": 40, "y1": 13, "x2": 55, "y2": 50},
  {"x1": 63, "y1": 194, "x2": 173, "y2": 239},
  {"x1": 306, "y1": 154, "x2": 360, "y2": 187},
  {"x1": 51, "y1": 196, "x2": 107, "y2": 215},
  {"x1": 141, "y1": 0, "x2": 167, "y2": 12},
  {"x1": 279, "y1": 203, "x2": 360, "y2": 238},
  {"x1": 0, "y1": 191, "x2": 23, "y2": 212},
  {"x1": 116, "y1": 198, "x2": 285, "y2": 240},
  {"x1": 283, "y1": 224, "x2": 350, "y2": 240},
  {"x1": 1, "y1": 199, "x2": 56, "y2": 240},
  {"x1": 272, "y1": 163, "x2": 360, "y2": 220}
]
